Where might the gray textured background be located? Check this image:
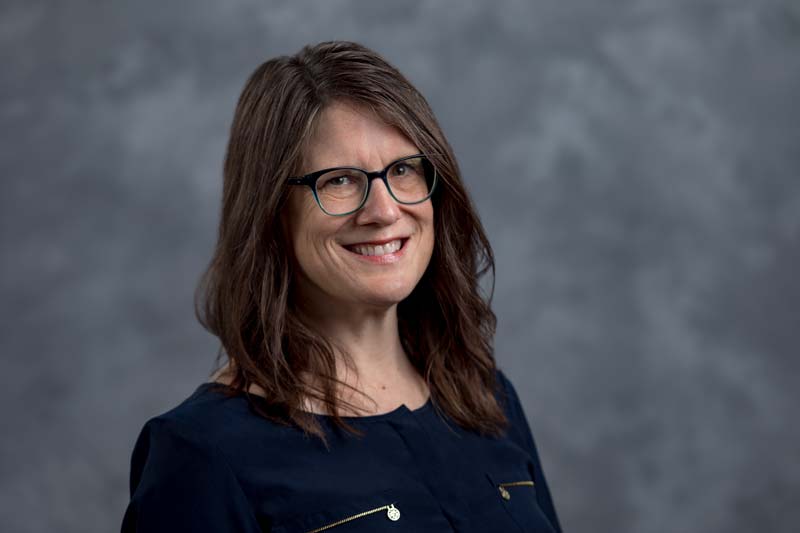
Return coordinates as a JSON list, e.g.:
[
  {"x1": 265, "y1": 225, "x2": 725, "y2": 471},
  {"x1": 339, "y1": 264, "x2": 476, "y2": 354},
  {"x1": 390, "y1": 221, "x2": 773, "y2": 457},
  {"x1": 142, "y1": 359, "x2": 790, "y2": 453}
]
[{"x1": 2, "y1": 1, "x2": 799, "y2": 532}]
